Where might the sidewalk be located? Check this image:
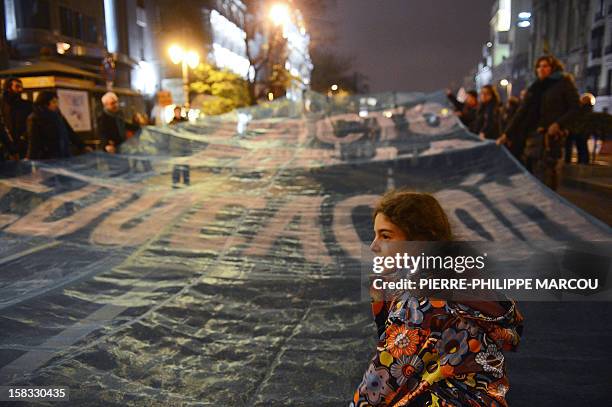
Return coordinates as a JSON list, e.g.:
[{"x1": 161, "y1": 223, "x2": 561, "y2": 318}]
[{"x1": 559, "y1": 144, "x2": 612, "y2": 226}]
